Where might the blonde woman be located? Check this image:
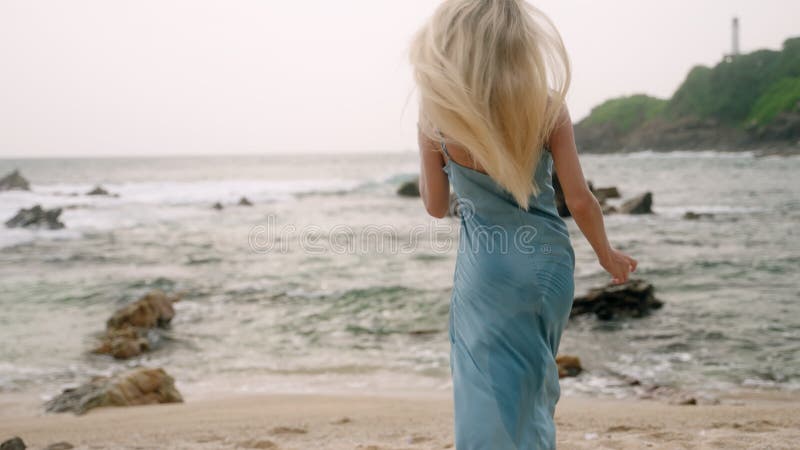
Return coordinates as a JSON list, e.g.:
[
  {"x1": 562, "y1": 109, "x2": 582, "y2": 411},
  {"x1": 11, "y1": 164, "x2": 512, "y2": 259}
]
[{"x1": 410, "y1": 1, "x2": 637, "y2": 448}]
